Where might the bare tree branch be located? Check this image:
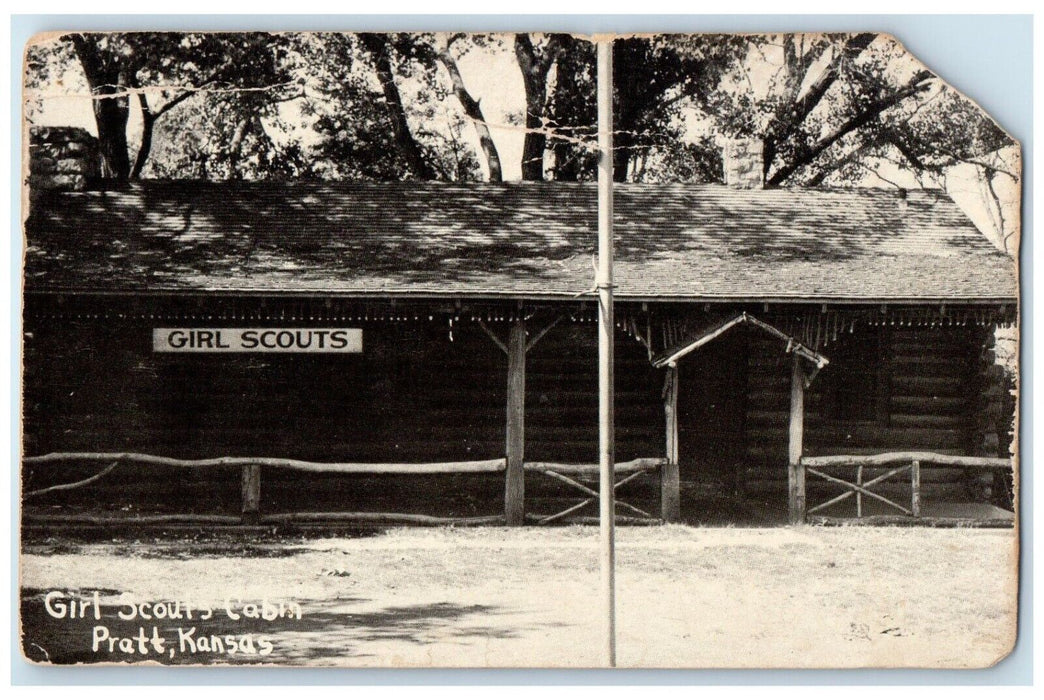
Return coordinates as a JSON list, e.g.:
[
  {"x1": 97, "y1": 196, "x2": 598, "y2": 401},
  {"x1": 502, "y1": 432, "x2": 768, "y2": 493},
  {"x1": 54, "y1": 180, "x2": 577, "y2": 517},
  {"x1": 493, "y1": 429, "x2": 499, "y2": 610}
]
[
  {"x1": 769, "y1": 72, "x2": 934, "y2": 185},
  {"x1": 762, "y1": 33, "x2": 877, "y2": 178}
]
